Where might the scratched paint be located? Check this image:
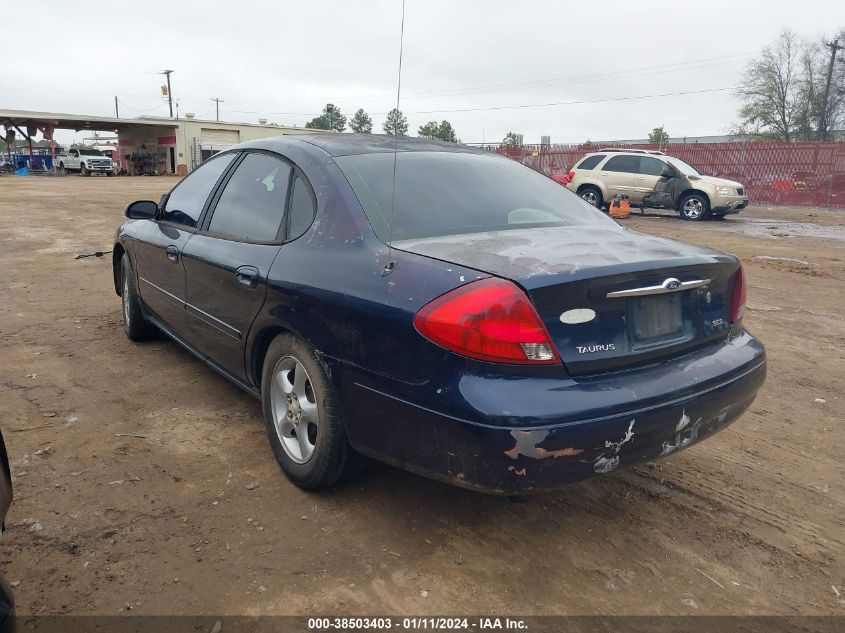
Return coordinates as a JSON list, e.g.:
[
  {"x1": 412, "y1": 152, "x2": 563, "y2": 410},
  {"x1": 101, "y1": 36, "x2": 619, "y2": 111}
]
[
  {"x1": 662, "y1": 407, "x2": 732, "y2": 455},
  {"x1": 592, "y1": 420, "x2": 636, "y2": 474},
  {"x1": 504, "y1": 429, "x2": 583, "y2": 460},
  {"x1": 676, "y1": 409, "x2": 690, "y2": 432}
]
